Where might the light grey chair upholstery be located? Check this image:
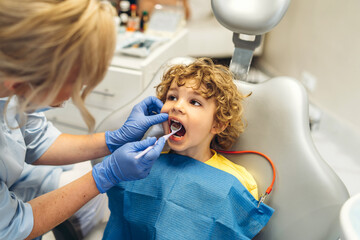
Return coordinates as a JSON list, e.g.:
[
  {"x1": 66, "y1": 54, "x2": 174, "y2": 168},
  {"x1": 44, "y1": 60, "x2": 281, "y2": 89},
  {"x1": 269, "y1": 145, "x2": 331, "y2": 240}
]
[
  {"x1": 228, "y1": 77, "x2": 349, "y2": 239},
  {"x1": 91, "y1": 57, "x2": 349, "y2": 240}
]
